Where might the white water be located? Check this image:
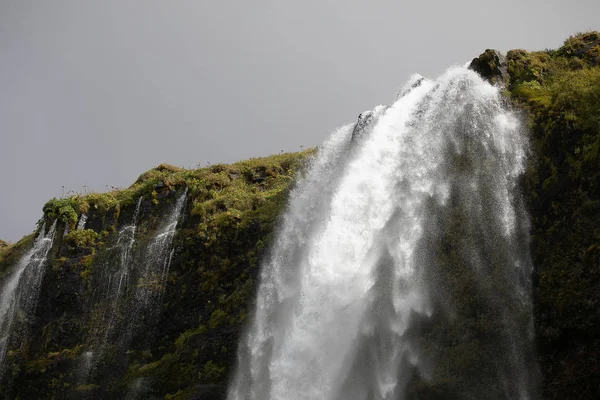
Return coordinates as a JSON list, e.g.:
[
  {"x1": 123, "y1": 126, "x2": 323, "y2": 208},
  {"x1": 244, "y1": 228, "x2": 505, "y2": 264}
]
[
  {"x1": 76, "y1": 213, "x2": 88, "y2": 231},
  {"x1": 123, "y1": 189, "x2": 187, "y2": 399},
  {"x1": 229, "y1": 67, "x2": 535, "y2": 400},
  {"x1": 0, "y1": 220, "x2": 57, "y2": 376},
  {"x1": 133, "y1": 189, "x2": 187, "y2": 312},
  {"x1": 109, "y1": 196, "x2": 144, "y2": 301},
  {"x1": 82, "y1": 197, "x2": 143, "y2": 378}
]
